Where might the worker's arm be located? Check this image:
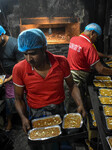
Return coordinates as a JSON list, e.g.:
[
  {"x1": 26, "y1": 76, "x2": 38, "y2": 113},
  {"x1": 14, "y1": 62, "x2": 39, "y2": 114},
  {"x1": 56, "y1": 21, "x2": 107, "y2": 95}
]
[
  {"x1": 97, "y1": 51, "x2": 112, "y2": 59},
  {"x1": 14, "y1": 84, "x2": 30, "y2": 133},
  {"x1": 94, "y1": 61, "x2": 112, "y2": 75},
  {"x1": 65, "y1": 74, "x2": 86, "y2": 117}
]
